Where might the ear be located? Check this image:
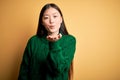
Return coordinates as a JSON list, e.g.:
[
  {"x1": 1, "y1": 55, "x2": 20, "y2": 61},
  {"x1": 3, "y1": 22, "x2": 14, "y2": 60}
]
[
  {"x1": 41, "y1": 21, "x2": 44, "y2": 26},
  {"x1": 41, "y1": 18, "x2": 44, "y2": 25},
  {"x1": 60, "y1": 17, "x2": 63, "y2": 23}
]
